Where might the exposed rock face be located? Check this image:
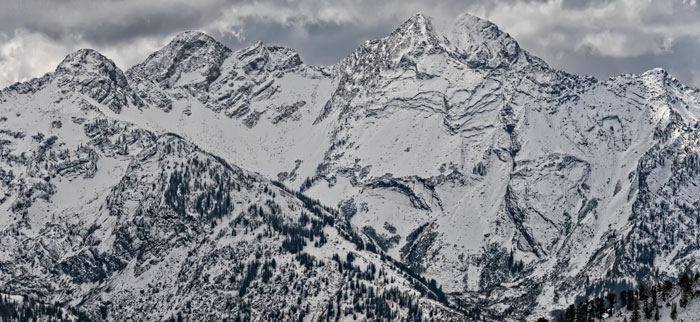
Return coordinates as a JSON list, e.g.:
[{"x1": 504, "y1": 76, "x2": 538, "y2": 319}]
[
  {"x1": 2, "y1": 11, "x2": 700, "y2": 322},
  {"x1": 55, "y1": 49, "x2": 143, "y2": 113},
  {"x1": 127, "y1": 31, "x2": 233, "y2": 109},
  {"x1": 449, "y1": 13, "x2": 522, "y2": 69}
]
